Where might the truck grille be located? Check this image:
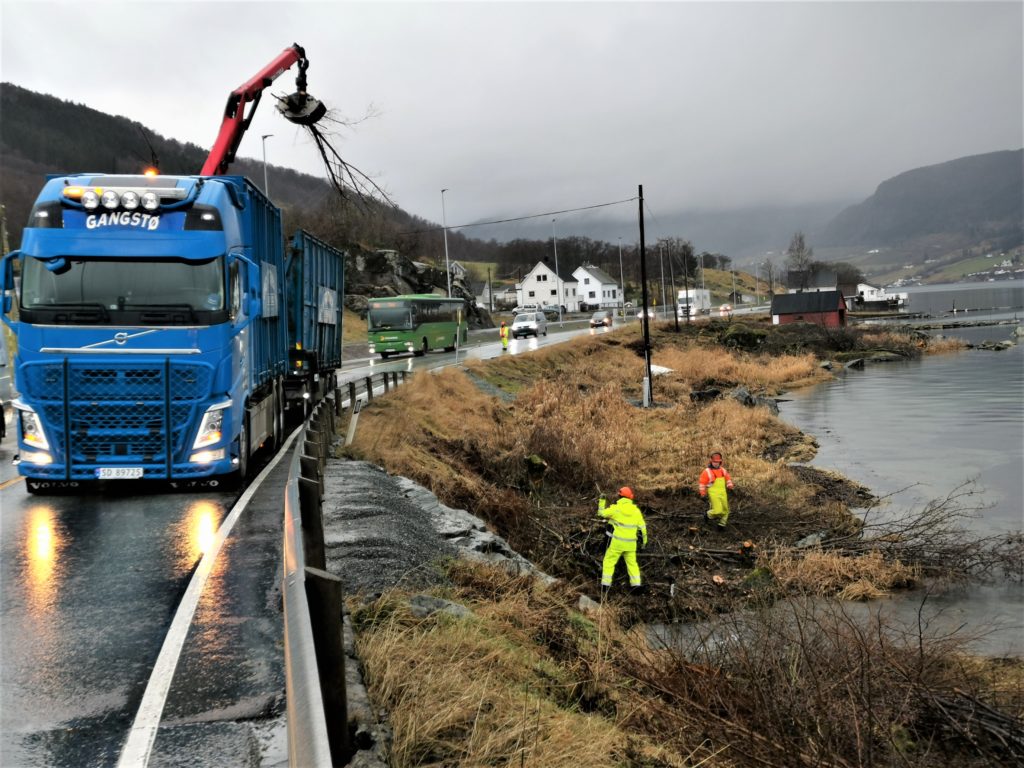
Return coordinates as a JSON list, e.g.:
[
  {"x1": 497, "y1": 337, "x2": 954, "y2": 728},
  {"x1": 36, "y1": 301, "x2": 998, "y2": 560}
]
[{"x1": 24, "y1": 359, "x2": 214, "y2": 471}]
